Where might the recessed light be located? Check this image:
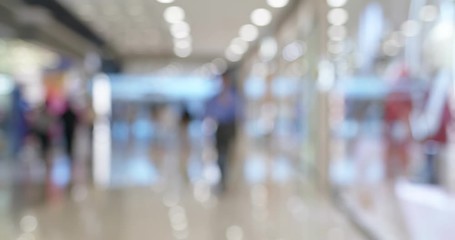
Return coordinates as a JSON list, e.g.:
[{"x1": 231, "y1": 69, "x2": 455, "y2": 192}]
[
  {"x1": 267, "y1": 0, "x2": 289, "y2": 8},
  {"x1": 225, "y1": 49, "x2": 242, "y2": 62},
  {"x1": 157, "y1": 0, "x2": 175, "y2": 3},
  {"x1": 327, "y1": 8, "x2": 349, "y2": 26},
  {"x1": 239, "y1": 24, "x2": 259, "y2": 42},
  {"x1": 170, "y1": 22, "x2": 190, "y2": 38},
  {"x1": 251, "y1": 8, "x2": 272, "y2": 27},
  {"x1": 174, "y1": 38, "x2": 192, "y2": 49},
  {"x1": 327, "y1": 0, "x2": 348, "y2": 8},
  {"x1": 164, "y1": 6, "x2": 185, "y2": 24},
  {"x1": 229, "y1": 38, "x2": 249, "y2": 55},
  {"x1": 174, "y1": 45, "x2": 192, "y2": 58}
]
